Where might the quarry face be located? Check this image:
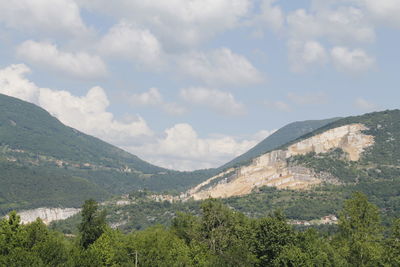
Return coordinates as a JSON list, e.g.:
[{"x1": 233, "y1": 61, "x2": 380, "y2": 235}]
[{"x1": 188, "y1": 124, "x2": 374, "y2": 200}]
